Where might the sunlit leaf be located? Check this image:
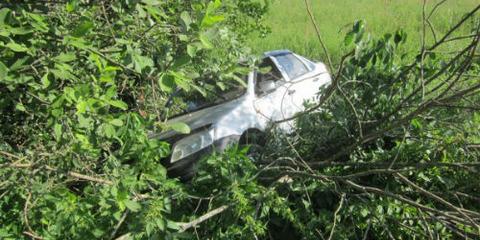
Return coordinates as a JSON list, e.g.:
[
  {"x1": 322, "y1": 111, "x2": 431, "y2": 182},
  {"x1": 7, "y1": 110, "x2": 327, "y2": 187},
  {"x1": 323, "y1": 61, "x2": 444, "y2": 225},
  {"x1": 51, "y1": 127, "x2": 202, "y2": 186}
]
[
  {"x1": 108, "y1": 100, "x2": 128, "y2": 110},
  {"x1": 124, "y1": 200, "x2": 141, "y2": 212},
  {"x1": 169, "y1": 122, "x2": 190, "y2": 134},
  {"x1": 5, "y1": 42, "x2": 29, "y2": 52}
]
